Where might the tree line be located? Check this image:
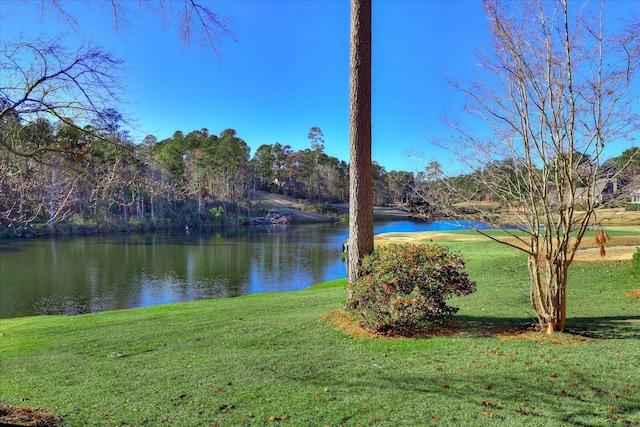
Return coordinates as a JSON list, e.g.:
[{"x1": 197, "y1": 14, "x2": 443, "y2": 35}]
[
  {"x1": 0, "y1": 113, "x2": 427, "y2": 235},
  {"x1": 2, "y1": 104, "x2": 637, "y2": 238}
]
